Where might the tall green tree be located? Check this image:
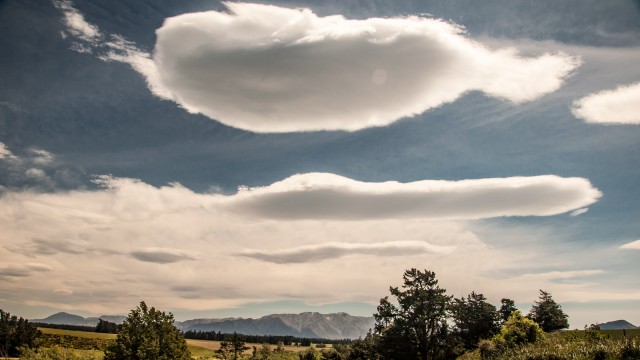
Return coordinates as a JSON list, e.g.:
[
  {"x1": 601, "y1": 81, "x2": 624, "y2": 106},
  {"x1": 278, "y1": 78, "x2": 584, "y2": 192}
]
[
  {"x1": 527, "y1": 290, "x2": 569, "y2": 332},
  {"x1": 498, "y1": 298, "x2": 517, "y2": 323},
  {"x1": 373, "y1": 268, "x2": 451, "y2": 360},
  {"x1": 450, "y1": 292, "x2": 500, "y2": 350},
  {"x1": 0, "y1": 309, "x2": 40, "y2": 358},
  {"x1": 104, "y1": 301, "x2": 190, "y2": 360}
]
